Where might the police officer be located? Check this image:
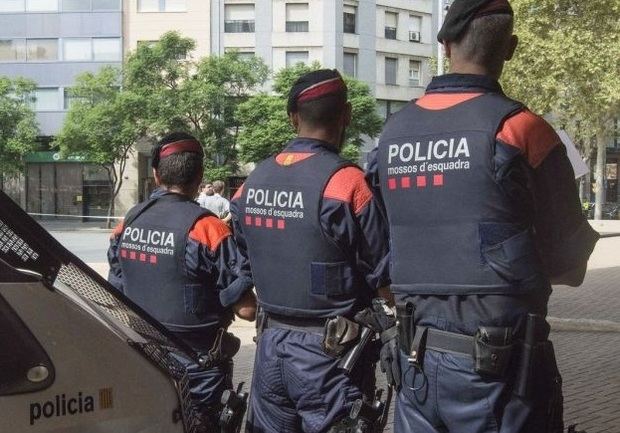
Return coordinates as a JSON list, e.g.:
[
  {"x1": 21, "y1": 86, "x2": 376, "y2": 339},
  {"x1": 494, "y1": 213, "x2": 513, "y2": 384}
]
[
  {"x1": 108, "y1": 132, "x2": 256, "y2": 430},
  {"x1": 229, "y1": 69, "x2": 391, "y2": 432},
  {"x1": 368, "y1": 1, "x2": 599, "y2": 432}
]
